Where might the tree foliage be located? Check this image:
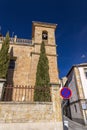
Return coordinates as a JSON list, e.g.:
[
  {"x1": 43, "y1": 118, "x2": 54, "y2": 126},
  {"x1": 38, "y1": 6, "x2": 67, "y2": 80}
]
[
  {"x1": 34, "y1": 42, "x2": 51, "y2": 102},
  {"x1": 0, "y1": 32, "x2": 10, "y2": 78}
]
